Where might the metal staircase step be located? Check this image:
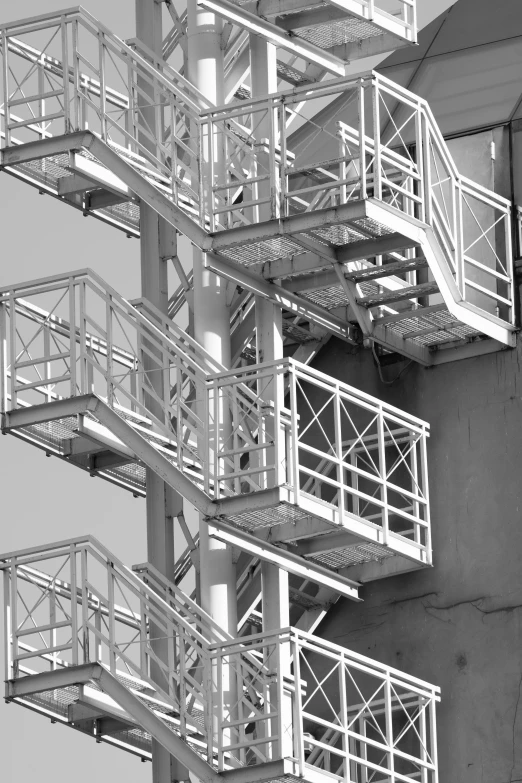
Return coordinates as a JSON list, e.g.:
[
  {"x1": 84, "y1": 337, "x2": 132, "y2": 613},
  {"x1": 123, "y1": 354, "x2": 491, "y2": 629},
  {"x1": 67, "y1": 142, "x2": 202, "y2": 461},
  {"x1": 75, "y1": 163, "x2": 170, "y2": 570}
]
[
  {"x1": 347, "y1": 255, "x2": 428, "y2": 283},
  {"x1": 357, "y1": 281, "x2": 440, "y2": 308}
]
